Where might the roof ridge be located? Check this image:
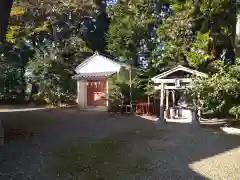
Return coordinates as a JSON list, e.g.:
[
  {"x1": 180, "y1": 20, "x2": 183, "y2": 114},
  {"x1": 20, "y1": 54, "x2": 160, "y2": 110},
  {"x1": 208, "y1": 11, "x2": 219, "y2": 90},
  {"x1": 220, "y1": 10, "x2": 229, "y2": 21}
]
[
  {"x1": 97, "y1": 52, "x2": 120, "y2": 63},
  {"x1": 152, "y1": 65, "x2": 207, "y2": 81},
  {"x1": 74, "y1": 52, "x2": 122, "y2": 74}
]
